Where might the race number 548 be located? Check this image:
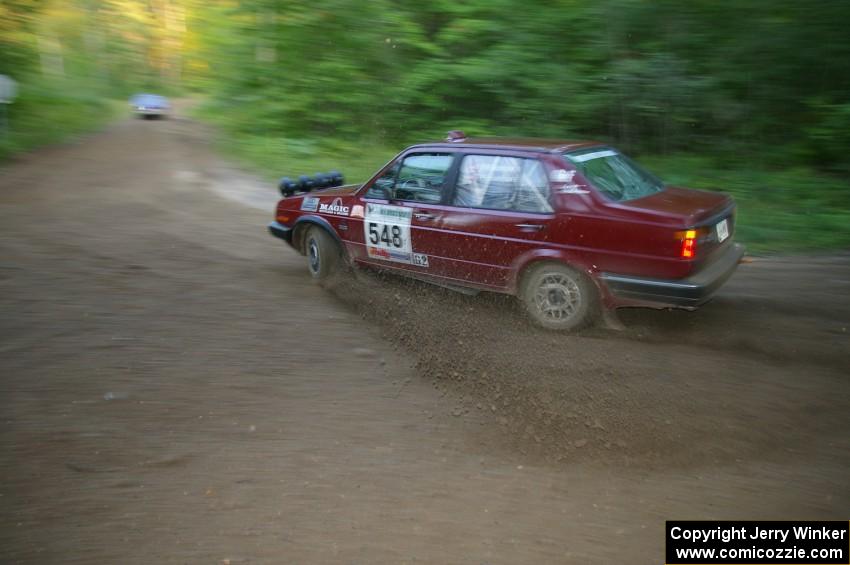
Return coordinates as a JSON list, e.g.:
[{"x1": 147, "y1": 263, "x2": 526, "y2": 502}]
[
  {"x1": 364, "y1": 203, "x2": 413, "y2": 263},
  {"x1": 367, "y1": 223, "x2": 404, "y2": 248}
]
